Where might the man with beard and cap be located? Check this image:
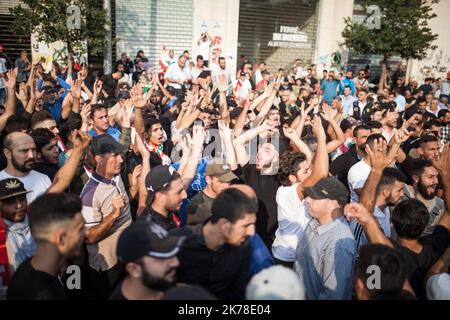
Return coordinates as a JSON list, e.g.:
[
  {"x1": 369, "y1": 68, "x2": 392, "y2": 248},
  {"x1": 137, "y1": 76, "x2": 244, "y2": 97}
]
[
  {"x1": 404, "y1": 159, "x2": 444, "y2": 236},
  {"x1": 109, "y1": 221, "x2": 185, "y2": 300}
]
